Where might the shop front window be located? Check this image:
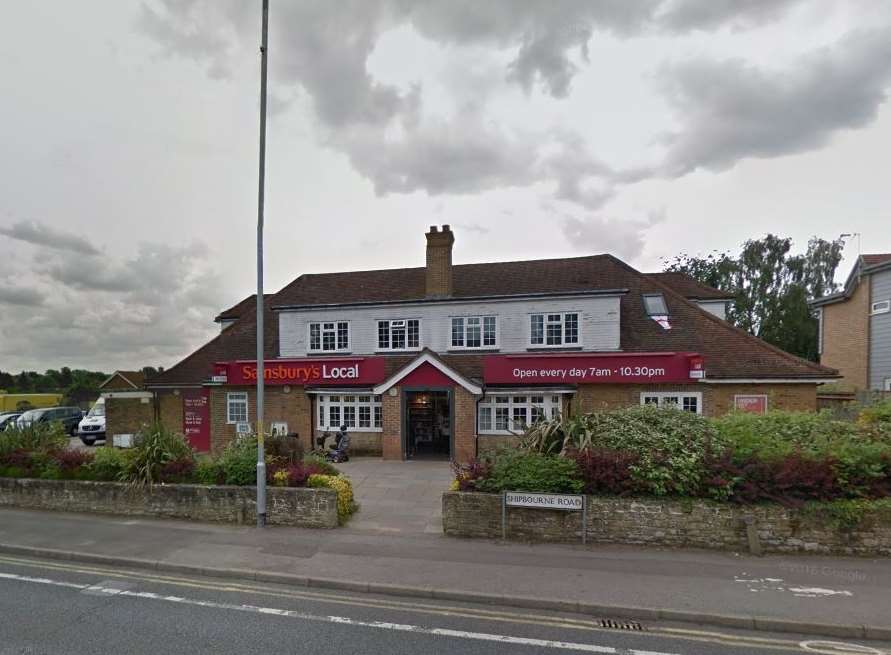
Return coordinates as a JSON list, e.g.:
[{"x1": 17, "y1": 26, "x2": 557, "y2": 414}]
[
  {"x1": 479, "y1": 394, "x2": 562, "y2": 434},
  {"x1": 317, "y1": 394, "x2": 383, "y2": 431},
  {"x1": 640, "y1": 392, "x2": 702, "y2": 414}
]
